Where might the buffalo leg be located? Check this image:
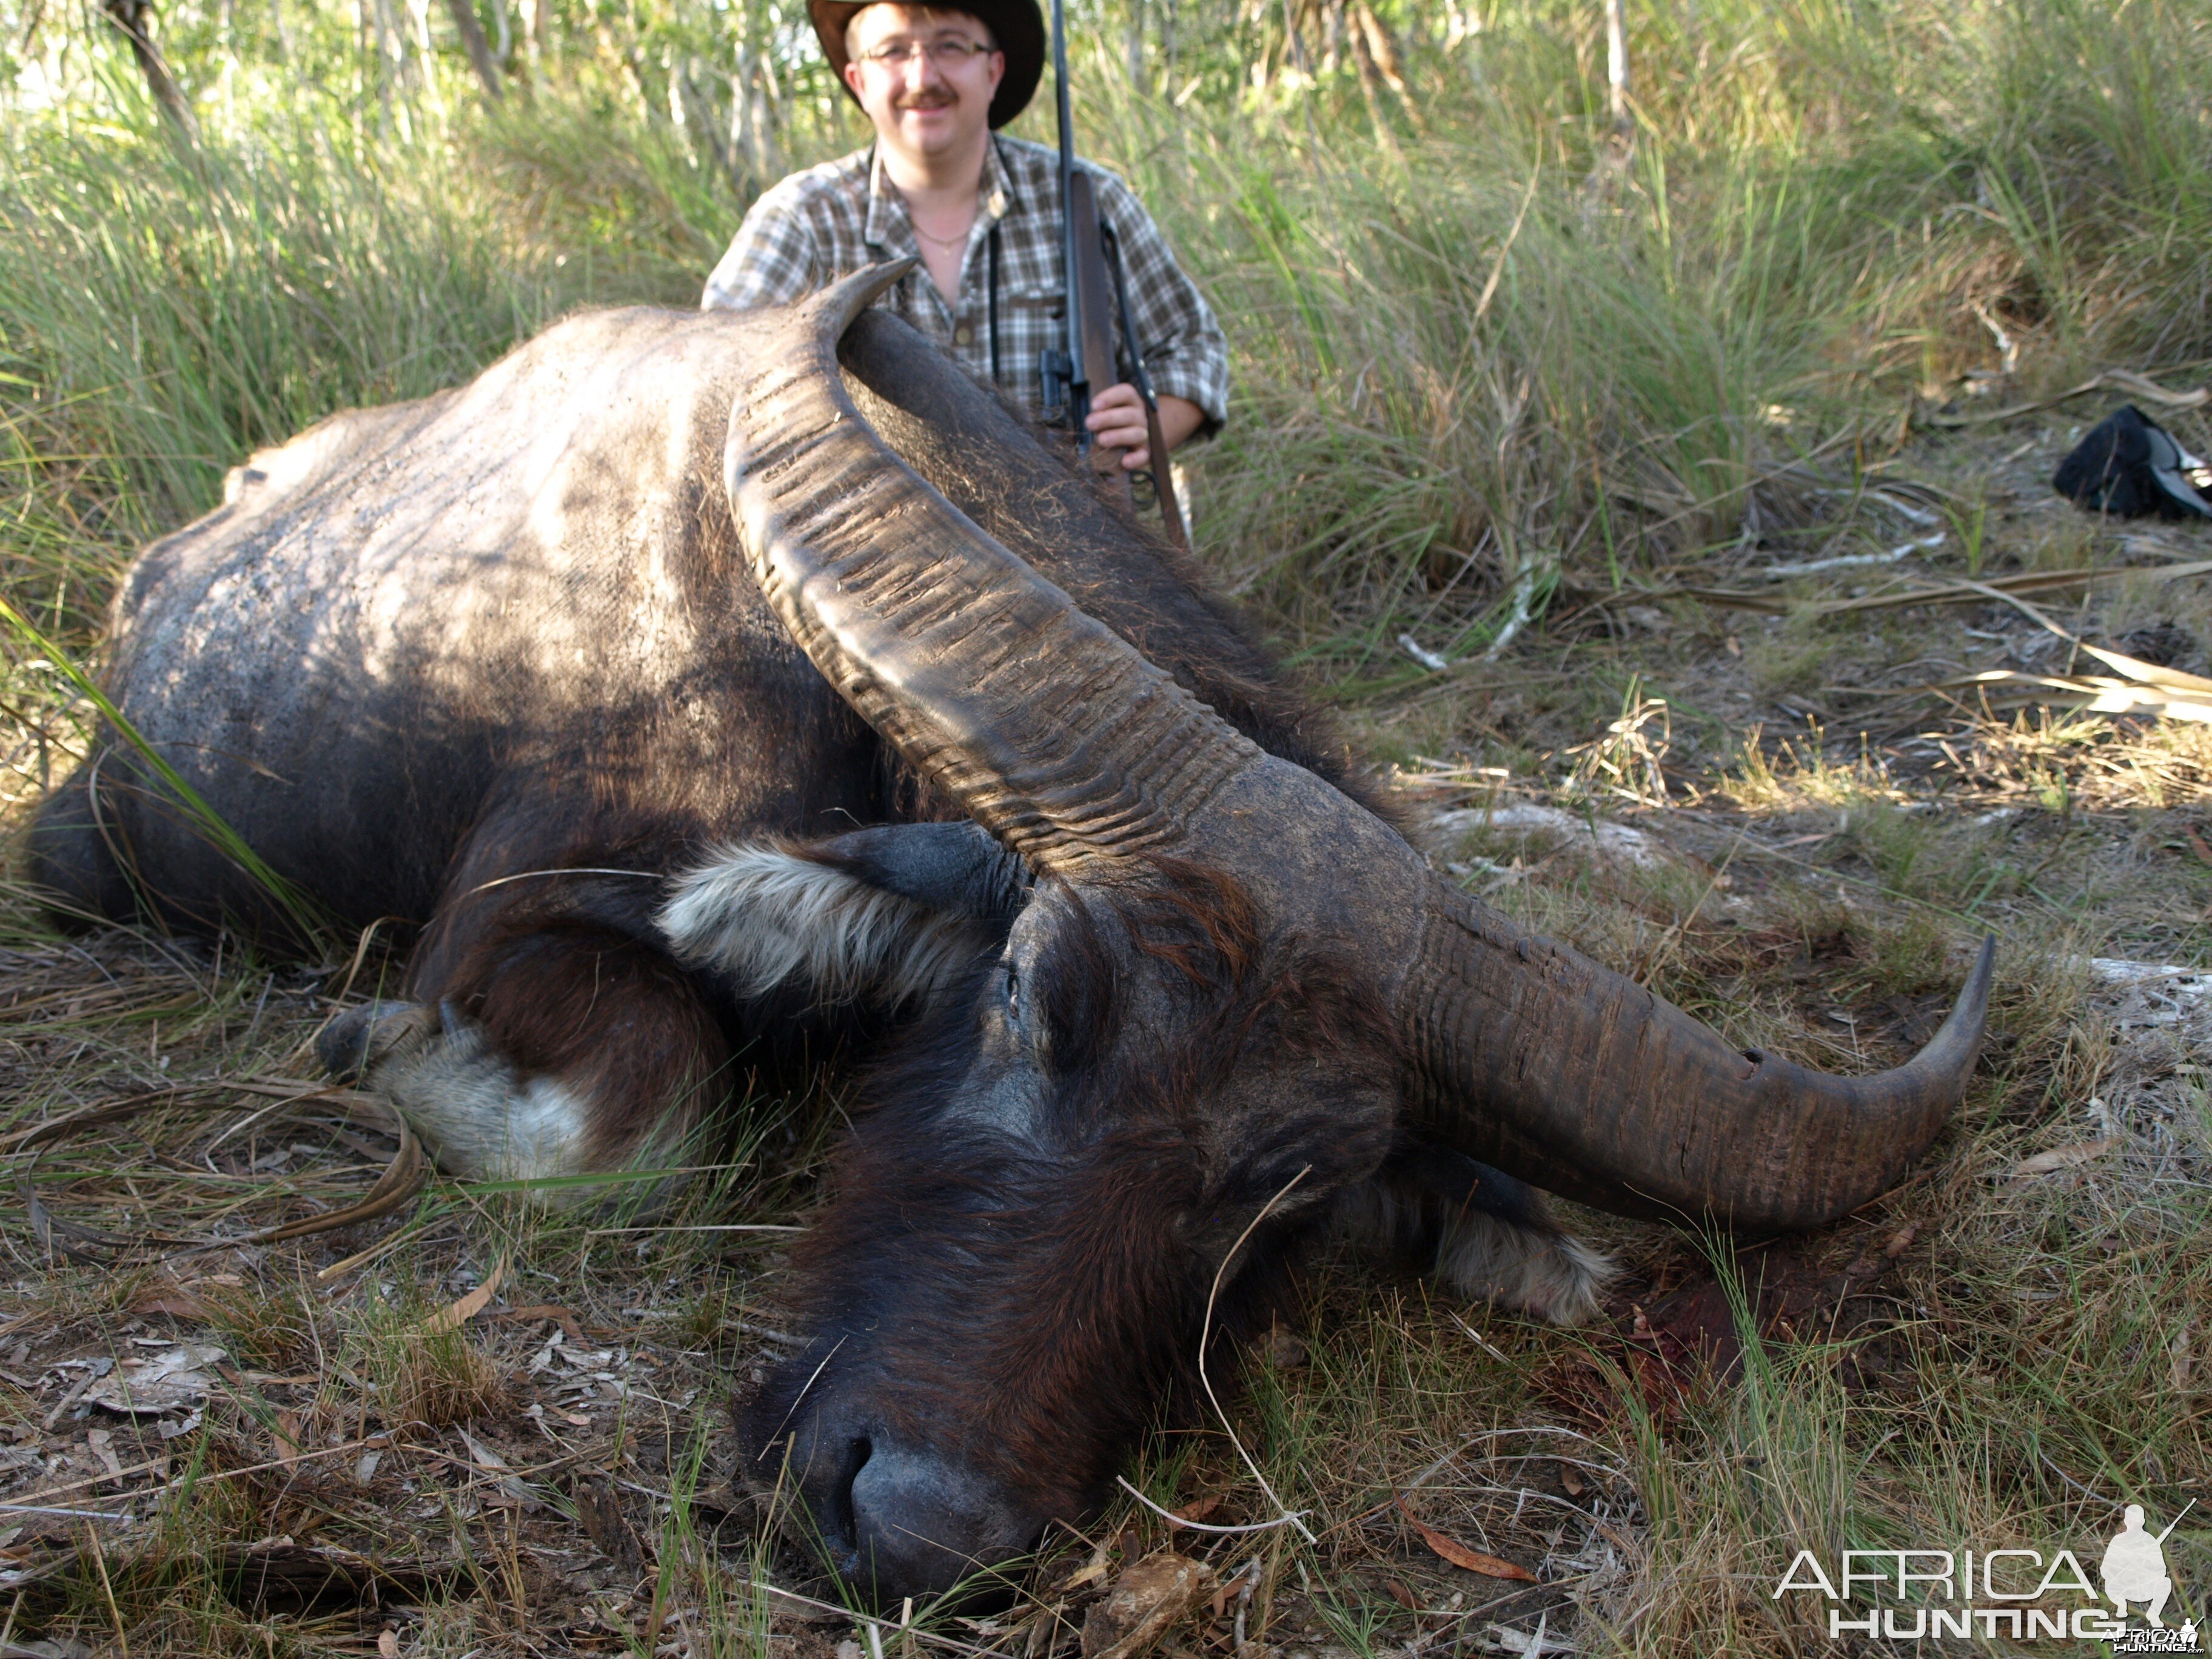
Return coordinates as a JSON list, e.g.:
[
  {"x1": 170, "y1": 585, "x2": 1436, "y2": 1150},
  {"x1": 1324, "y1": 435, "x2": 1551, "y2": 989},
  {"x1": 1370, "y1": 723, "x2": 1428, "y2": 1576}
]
[
  {"x1": 24, "y1": 755, "x2": 141, "y2": 929},
  {"x1": 320, "y1": 921, "x2": 731, "y2": 1199}
]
